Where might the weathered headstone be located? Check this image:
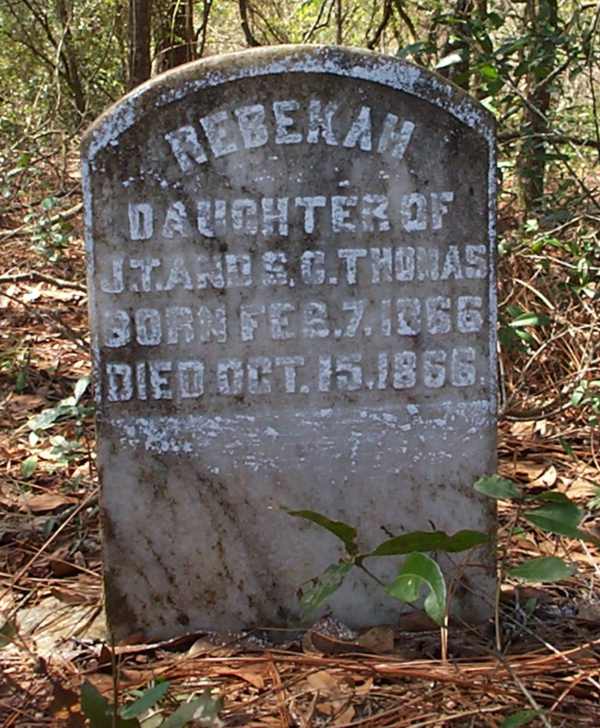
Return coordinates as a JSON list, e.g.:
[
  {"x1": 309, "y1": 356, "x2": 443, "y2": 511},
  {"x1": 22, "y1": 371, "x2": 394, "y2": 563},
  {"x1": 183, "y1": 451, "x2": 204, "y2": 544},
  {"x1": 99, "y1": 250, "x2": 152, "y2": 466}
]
[{"x1": 82, "y1": 46, "x2": 497, "y2": 640}]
